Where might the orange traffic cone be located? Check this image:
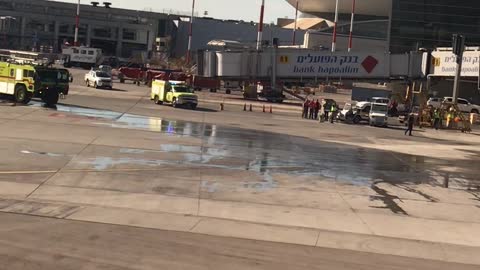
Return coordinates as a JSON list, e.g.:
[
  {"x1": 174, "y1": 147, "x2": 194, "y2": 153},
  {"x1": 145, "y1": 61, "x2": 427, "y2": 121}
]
[
  {"x1": 263, "y1": 104, "x2": 266, "y2": 113},
  {"x1": 269, "y1": 105, "x2": 273, "y2": 113}
]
